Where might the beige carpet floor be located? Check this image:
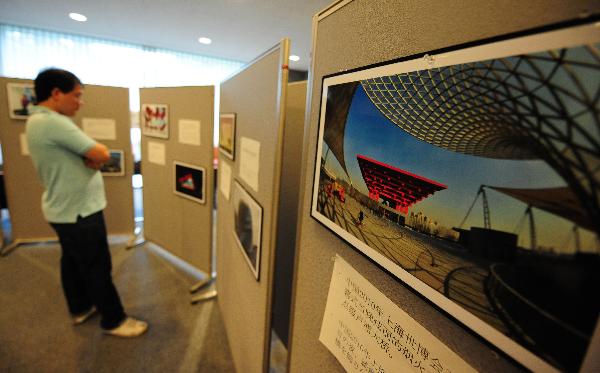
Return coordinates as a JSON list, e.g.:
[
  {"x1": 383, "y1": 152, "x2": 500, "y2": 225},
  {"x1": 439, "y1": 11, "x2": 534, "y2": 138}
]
[{"x1": 0, "y1": 239, "x2": 235, "y2": 373}]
